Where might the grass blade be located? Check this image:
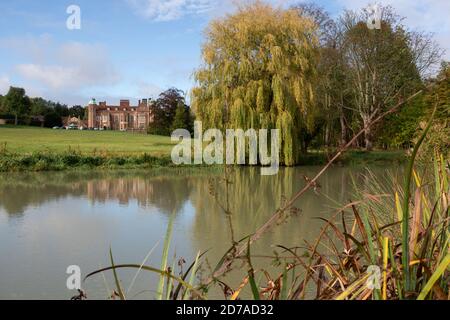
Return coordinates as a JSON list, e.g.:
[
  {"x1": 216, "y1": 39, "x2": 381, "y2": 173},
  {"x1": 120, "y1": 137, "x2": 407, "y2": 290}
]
[
  {"x1": 156, "y1": 210, "x2": 175, "y2": 300},
  {"x1": 84, "y1": 264, "x2": 206, "y2": 299},
  {"x1": 401, "y1": 105, "x2": 436, "y2": 293},
  {"x1": 109, "y1": 247, "x2": 125, "y2": 300},
  {"x1": 182, "y1": 251, "x2": 200, "y2": 300},
  {"x1": 382, "y1": 237, "x2": 389, "y2": 300},
  {"x1": 417, "y1": 254, "x2": 450, "y2": 300}
]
